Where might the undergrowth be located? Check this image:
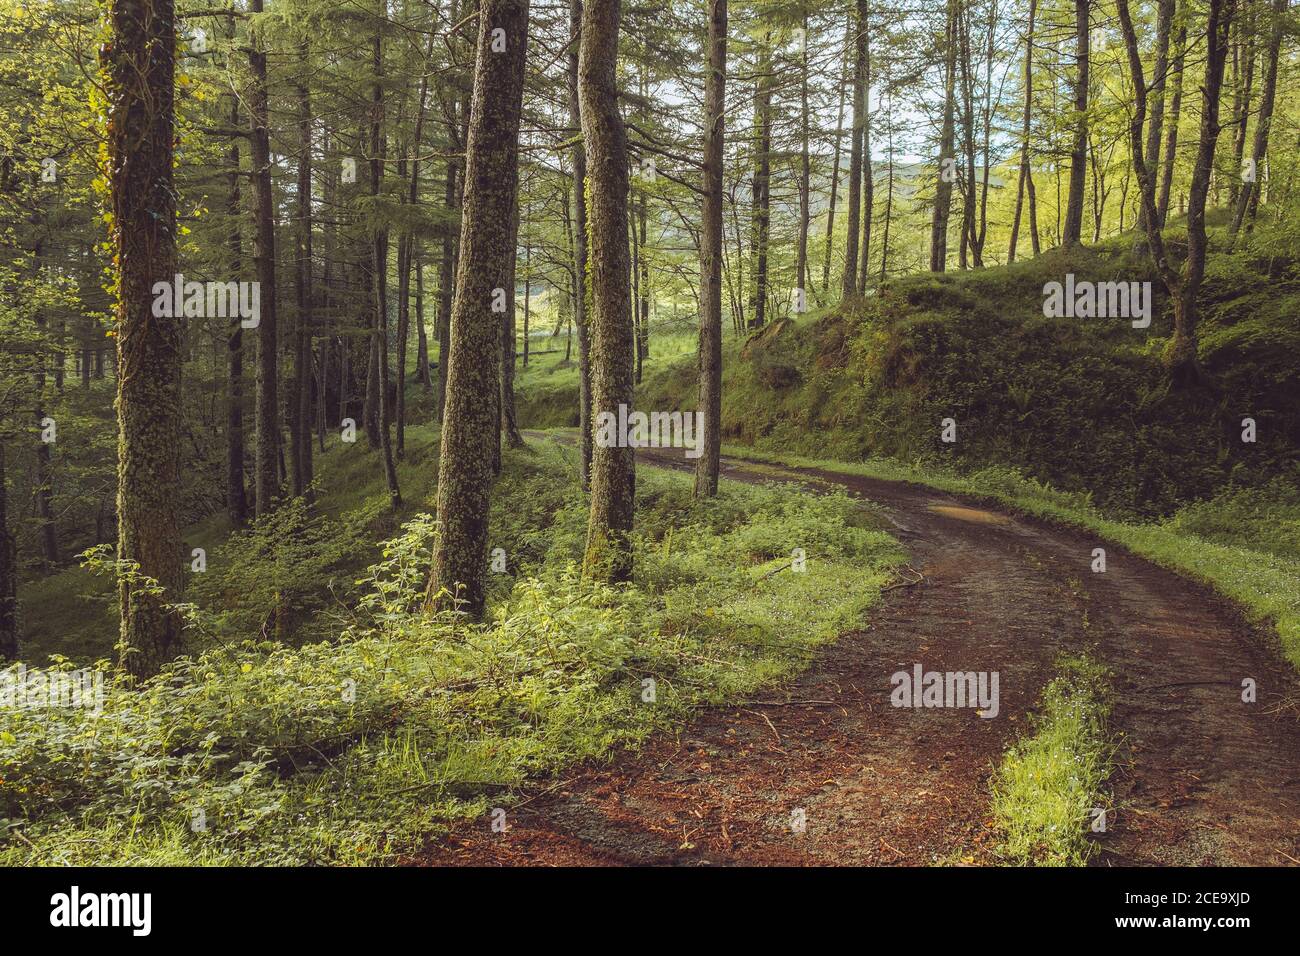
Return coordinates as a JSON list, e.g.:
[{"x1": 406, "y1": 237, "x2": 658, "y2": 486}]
[{"x1": 0, "y1": 440, "x2": 901, "y2": 865}]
